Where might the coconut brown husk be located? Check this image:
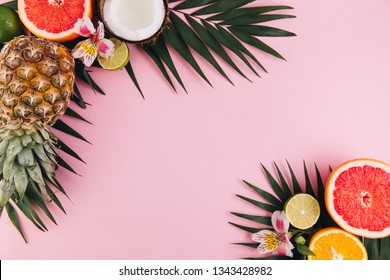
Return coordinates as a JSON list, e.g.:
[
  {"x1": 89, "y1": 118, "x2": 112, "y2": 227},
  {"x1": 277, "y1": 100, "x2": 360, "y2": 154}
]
[{"x1": 97, "y1": 0, "x2": 169, "y2": 45}]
